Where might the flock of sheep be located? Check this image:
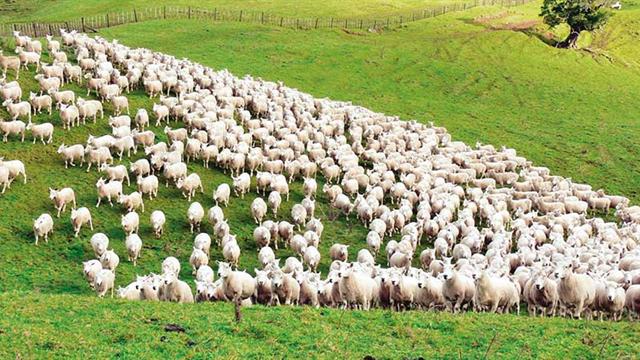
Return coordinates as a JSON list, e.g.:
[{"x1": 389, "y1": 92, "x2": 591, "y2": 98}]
[{"x1": 3, "y1": 29, "x2": 640, "y2": 321}]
